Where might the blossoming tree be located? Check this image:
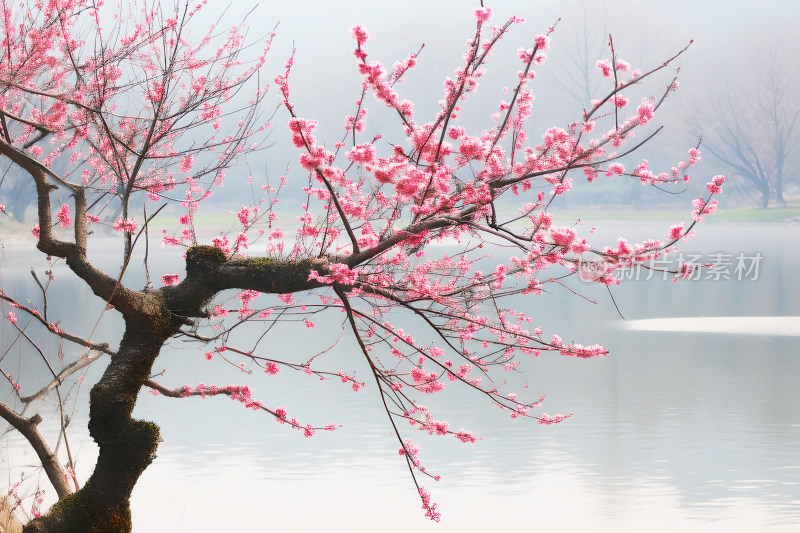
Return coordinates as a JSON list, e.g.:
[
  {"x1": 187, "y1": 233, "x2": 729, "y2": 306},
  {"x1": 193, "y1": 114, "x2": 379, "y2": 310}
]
[{"x1": 0, "y1": 1, "x2": 723, "y2": 530}]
